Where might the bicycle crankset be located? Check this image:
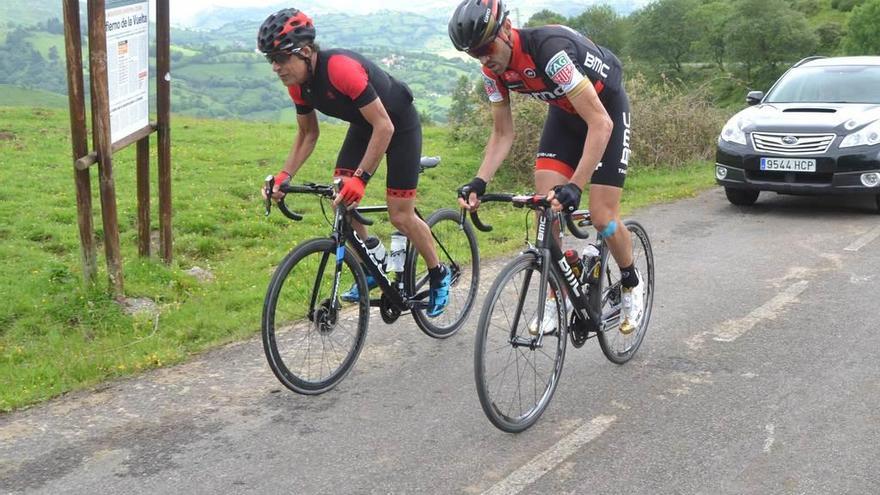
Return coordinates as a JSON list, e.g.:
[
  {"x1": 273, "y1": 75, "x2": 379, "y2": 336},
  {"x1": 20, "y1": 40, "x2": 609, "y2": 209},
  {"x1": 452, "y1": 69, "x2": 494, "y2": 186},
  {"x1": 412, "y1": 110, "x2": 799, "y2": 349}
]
[
  {"x1": 379, "y1": 293, "x2": 401, "y2": 324},
  {"x1": 569, "y1": 314, "x2": 597, "y2": 348}
]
